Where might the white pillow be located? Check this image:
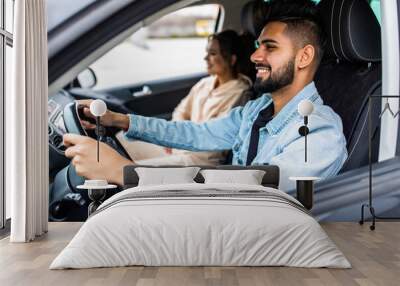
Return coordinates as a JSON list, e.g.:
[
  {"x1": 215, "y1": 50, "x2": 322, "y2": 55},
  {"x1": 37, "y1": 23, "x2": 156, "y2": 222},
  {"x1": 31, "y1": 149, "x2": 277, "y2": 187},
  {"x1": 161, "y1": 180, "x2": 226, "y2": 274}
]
[
  {"x1": 135, "y1": 167, "x2": 200, "y2": 186},
  {"x1": 200, "y1": 169, "x2": 266, "y2": 185}
]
